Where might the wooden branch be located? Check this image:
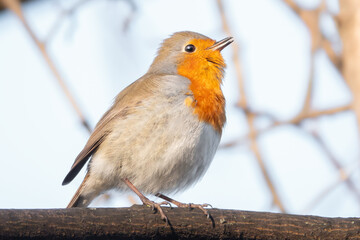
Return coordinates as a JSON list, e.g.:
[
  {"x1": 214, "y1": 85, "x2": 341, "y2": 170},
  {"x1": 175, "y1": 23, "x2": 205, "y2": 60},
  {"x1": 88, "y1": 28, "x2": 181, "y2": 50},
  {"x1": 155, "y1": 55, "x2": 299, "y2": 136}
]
[{"x1": 1, "y1": 206, "x2": 360, "y2": 239}]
